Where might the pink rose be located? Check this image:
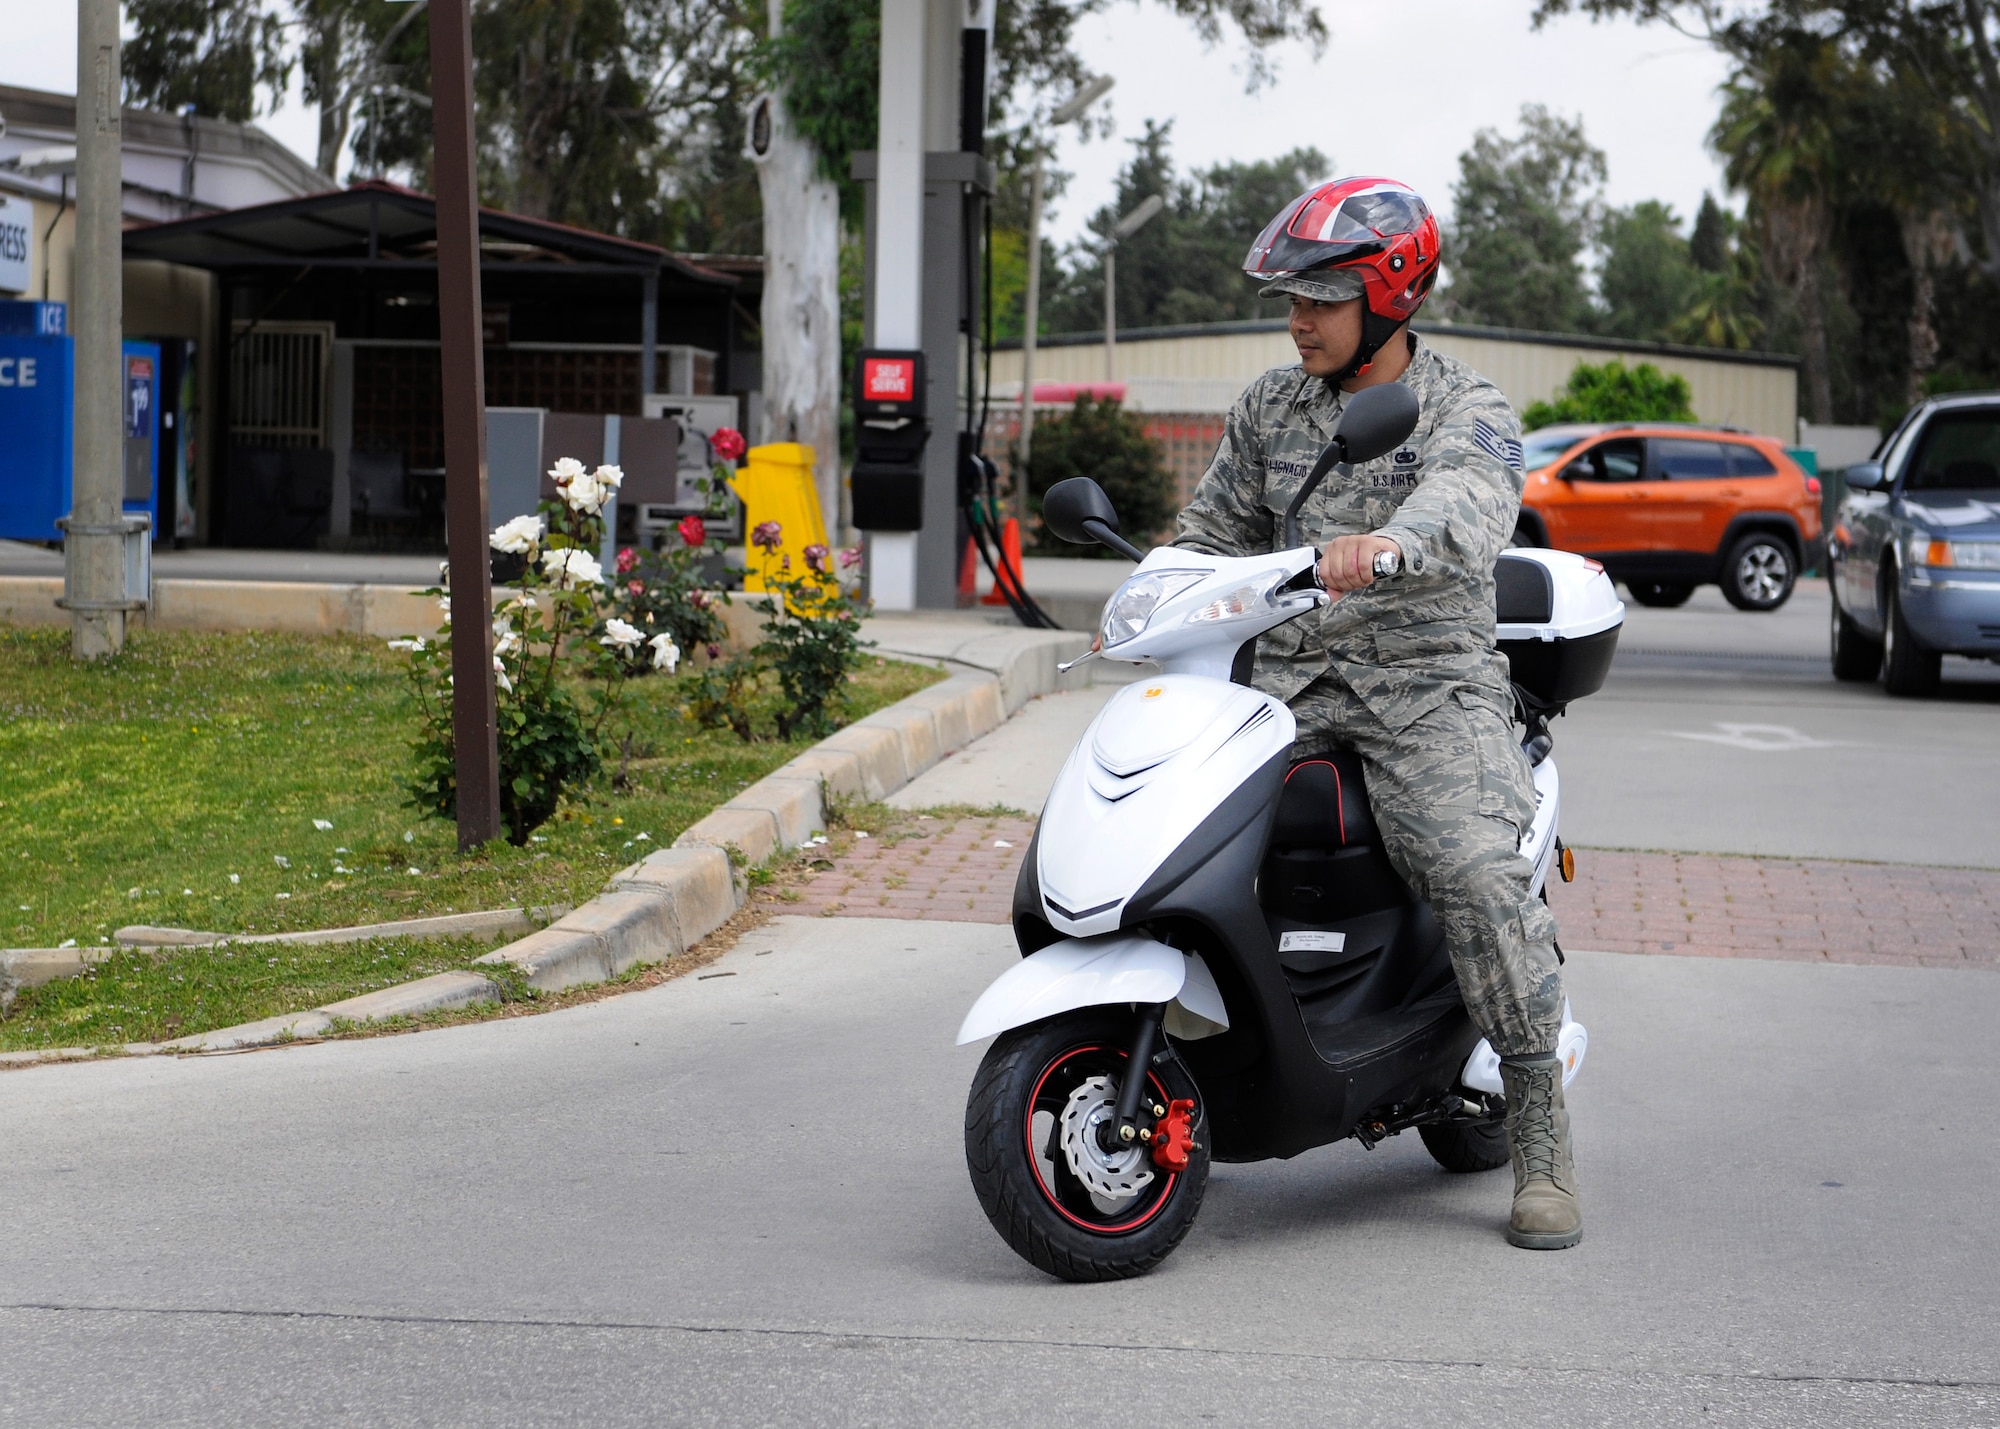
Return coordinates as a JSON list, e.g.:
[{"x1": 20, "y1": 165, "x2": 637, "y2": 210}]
[
  {"x1": 751, "y1": 520, "x2": 783, "y2": 552},
  {"x1": 710, "y1": 427, "x2": 747, "y2": 463},
  {"x1": 803, "y1": 543, "x2": 829, "y2": 574},
  {"x1": 838, "y1": 545, "x2": 864, "y2": 569},
  {"x1": 615, "y1": 547, "x2": 638, "y2": 575},
  {"x1": 628, "y1": 580, "x2": 645, "y2": 597}
]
